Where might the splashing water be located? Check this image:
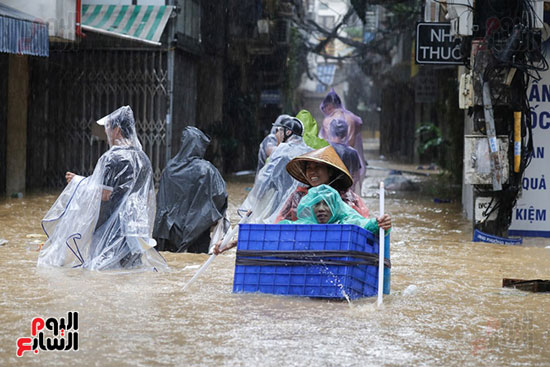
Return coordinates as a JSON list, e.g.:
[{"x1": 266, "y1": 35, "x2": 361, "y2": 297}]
[{"x1": 318, "y1": 260, "x2": 352, "y2": 304}]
